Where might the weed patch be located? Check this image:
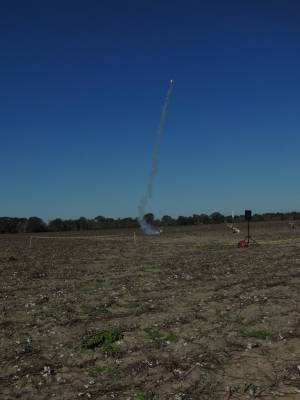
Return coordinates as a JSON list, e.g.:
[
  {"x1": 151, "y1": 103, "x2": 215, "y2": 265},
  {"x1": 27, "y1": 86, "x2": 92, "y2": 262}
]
[
  {"x1": 79, "y1": 306, "x2": 110, "y2": 316},
  {"x1": 135, "y1": 392, "x2": 155, "y2": 400},
  {"x1": 144, "y1": 327, "x2": 177, "y2": 347},
  {"x1": 33, "y1": 307, "x2": 63, "y2": 320},
  {"x1": 241, "y1": 329, "x2": 272, "y2": 340},
  {"x1": 81, "y1": 329, "x2": 123, "y2": 354},
  {"x1": 89, "y1": 363, "x2": 120, "y2": 378}
]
